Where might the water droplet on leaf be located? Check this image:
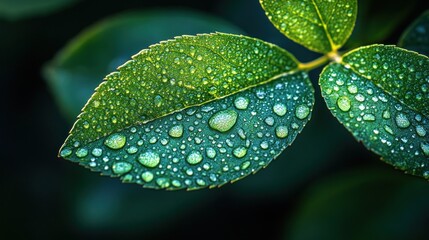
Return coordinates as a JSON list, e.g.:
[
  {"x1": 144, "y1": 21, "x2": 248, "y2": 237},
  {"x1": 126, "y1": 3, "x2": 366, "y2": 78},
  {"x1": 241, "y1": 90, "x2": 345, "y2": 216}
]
[
  {"x1": 104, "y1": 133, "x2": 126, "y2": 149},
  {"x1": 273, "y1": 103, "x2": 287, "y2": 116},
  {"x1": 234, "y1": 97, "x2": 249, "y2": 110},
  {"x1": 208, "y1": 109, "x2": 238, "y2": 132},
  {"x1": 337, "y1": 96, "x2": 351, "y2": 112},
  {"x1": 138, "y1": 151, "x2": 160, "y2": 168},
  {"x1": 169, "y1": 125, "x2": 184, "y2": 138},
  {"x1": 187, "y1": 151, "x2": 203, "y2": 165},
  {"x1": 295, "y1": 105, "x2": 310, "y2": 119},
  {"x1": 112, "y1": 162, "x2": 132, "y2": 175}
]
